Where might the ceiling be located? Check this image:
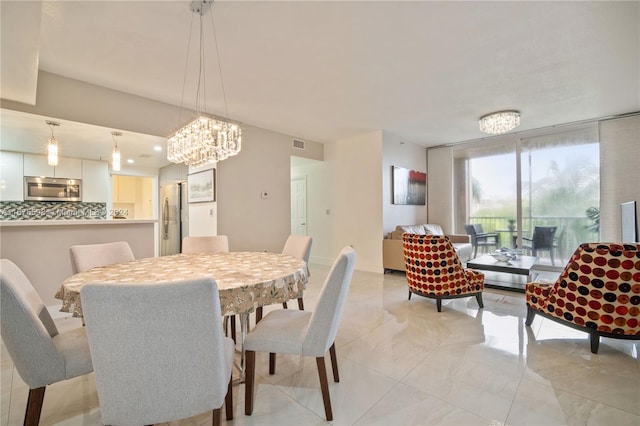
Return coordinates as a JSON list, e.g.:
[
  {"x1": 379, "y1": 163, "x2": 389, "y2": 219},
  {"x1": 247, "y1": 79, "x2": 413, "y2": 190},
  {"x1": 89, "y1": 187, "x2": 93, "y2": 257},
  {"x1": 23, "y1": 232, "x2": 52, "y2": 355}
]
[{"x1": 1, "y1": 1, "x2": 638, "y2": 169}]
